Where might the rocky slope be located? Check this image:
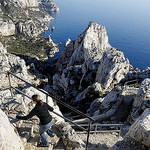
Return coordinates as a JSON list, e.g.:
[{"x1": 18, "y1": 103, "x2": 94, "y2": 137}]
[
  {"x1": 0, "y1": 86, "x2": 85, "y2": 150},
  {"x1": 0, "y1": 0, "x2": 58, "y2": 37},
  {"x1": 50, "y1": 21, "x2": 150, "y2": 148},
  {"x1": 0, "y1": 42, "x2": 34, "y2": 89},
  {"x1": 52, "y1": 22, "x2": 130, "y2": 111}
]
